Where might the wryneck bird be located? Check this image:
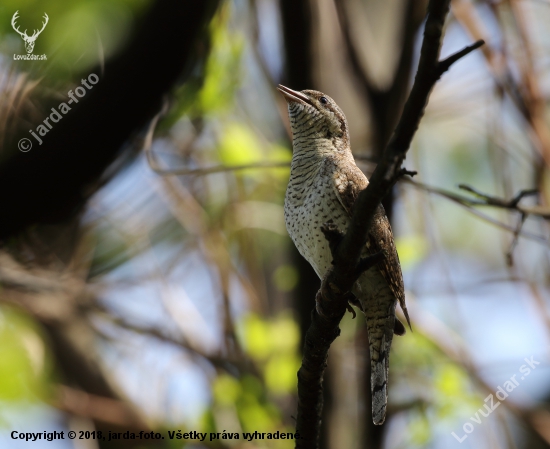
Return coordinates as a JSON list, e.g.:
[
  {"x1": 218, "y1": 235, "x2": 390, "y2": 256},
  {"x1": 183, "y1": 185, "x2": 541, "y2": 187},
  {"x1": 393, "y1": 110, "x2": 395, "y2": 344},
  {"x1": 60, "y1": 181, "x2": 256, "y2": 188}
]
[{"x1": 278, "y1": 84, "x2": 410, "y2": 425}]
